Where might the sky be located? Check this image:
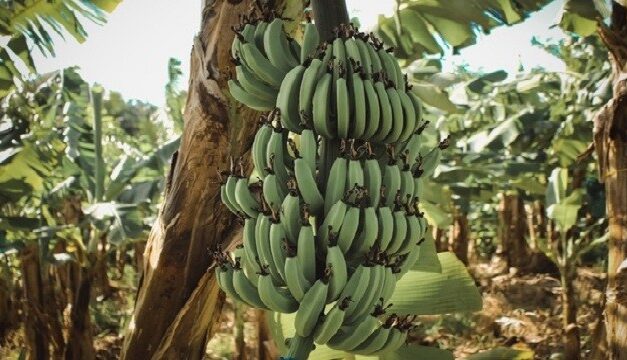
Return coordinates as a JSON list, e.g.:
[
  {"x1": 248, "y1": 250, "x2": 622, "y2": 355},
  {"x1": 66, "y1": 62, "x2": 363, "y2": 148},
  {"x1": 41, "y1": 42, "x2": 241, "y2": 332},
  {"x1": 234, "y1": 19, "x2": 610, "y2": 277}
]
[{"x1": 33, "y1": 0, "x2": 567, "y2": 106}]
